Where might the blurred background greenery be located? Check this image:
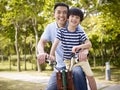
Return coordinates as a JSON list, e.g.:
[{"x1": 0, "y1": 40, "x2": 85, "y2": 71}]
[{"x1": 0, "y1": 0, "x2": 120, "y2": 72}]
